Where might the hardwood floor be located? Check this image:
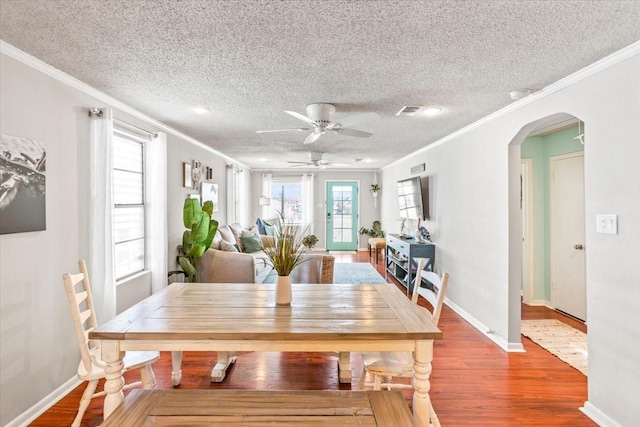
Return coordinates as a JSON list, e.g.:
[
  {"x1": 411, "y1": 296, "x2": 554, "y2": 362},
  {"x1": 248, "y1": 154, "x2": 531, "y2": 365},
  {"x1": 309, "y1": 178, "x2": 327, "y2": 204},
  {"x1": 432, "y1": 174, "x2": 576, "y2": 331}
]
[{"x1": 30, "y1": 252, "x2": 594, "y2": 426}]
